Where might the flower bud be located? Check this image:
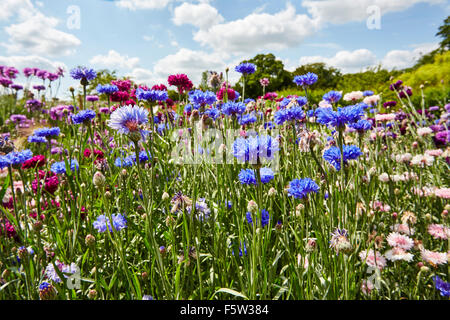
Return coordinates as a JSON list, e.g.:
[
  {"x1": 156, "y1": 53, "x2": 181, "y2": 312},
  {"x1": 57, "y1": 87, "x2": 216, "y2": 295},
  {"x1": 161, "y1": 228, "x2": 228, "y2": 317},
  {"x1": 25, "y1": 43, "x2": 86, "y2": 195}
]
[
  {"x1": 88, "y1": 289, "x2": 97, "y2": 299},
  {"x1": 93, "y1": 171, "x2": 106, "y2": 187},
  {"x1": 247, "y1": 200, "x2": 258, "y2": 213},
  {"x1": 268, "y1": 187, "x2": 277, "y2": 197},
  {"x1": 85, "y1": 234, "x2": 96, "y2": 247},
  {"x1": 162, "y1": 192, "x2": 170, "y2": 201}
]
